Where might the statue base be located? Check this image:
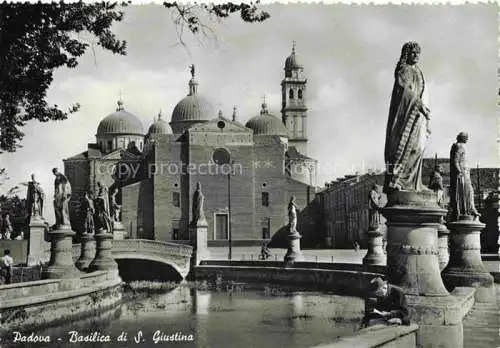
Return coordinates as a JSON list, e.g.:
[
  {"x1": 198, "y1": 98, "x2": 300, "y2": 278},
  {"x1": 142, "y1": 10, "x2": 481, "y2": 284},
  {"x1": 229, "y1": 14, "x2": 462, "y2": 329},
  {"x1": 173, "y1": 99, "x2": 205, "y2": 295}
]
[
  {"x1": 112, "y1": 221, "x2": 125, "y2": 240},
  {"x1": 362, "y1": 227, "x2": 385, "y2": 265},
  {"x1": 438, "y1": 223, "x2": 450, "y2": 271},
  {"x1": 381, "y1": 190, "x2": 449, "y2": 296},
  {"x1": 189, "y1": 219, "x2": 210, "y2": 267},
  {"x1": 442, "y1": 217, "x2": 494, "y2": 301},
  {"x1": 75, "y1": 234, "x2": 96, "y2": 271},
  {"x1": 88, "y1": 232, "x2": 118, "y2": 272},
  {"x1": 284, "y1": 230, "x2": 303, "y2": 264},
  {"x1": 27, "y1": 216, "x2": 49, "y2": 266},
  {"x1": 43, "y1": 225, "x2": 81, "y2": 279}
]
